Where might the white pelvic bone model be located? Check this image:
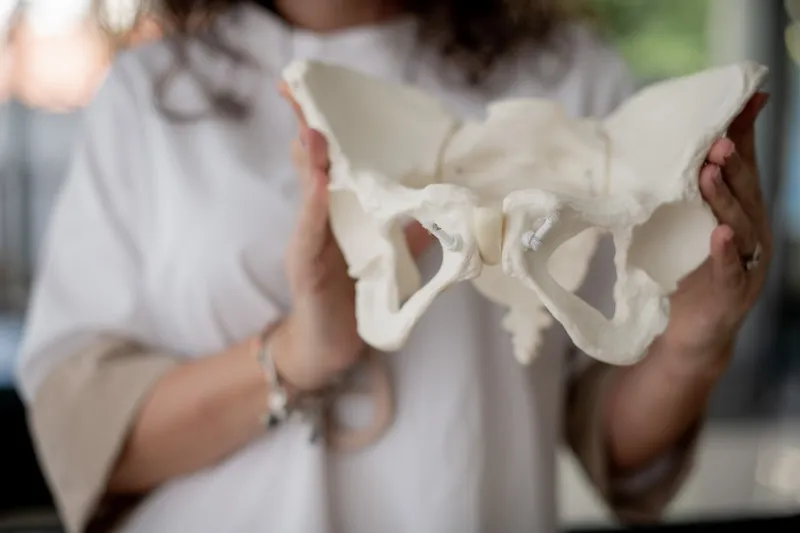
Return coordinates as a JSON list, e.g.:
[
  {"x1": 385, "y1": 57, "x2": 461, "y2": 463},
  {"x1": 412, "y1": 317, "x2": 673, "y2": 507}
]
[{"x1": 282, "y1": 60, "x2": 768, "y2": 367}]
